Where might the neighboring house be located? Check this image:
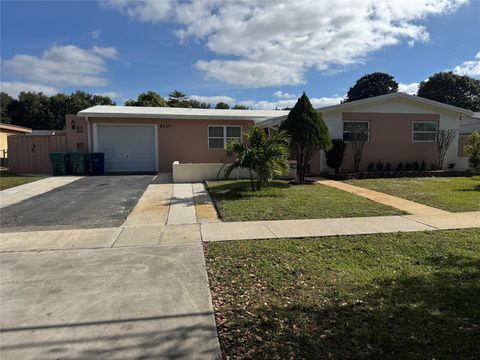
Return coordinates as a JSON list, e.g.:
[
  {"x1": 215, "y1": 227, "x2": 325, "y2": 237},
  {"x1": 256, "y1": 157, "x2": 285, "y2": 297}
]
[
  {"x1": 458, "y1": 112, "x2": 480, "y2": 165},
  {"x1": 259, "y1": 92, "x2": 475, "y2": 173},
  {"x1": 0, "y1": 123, "x2": 32, "y2": 167}
]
